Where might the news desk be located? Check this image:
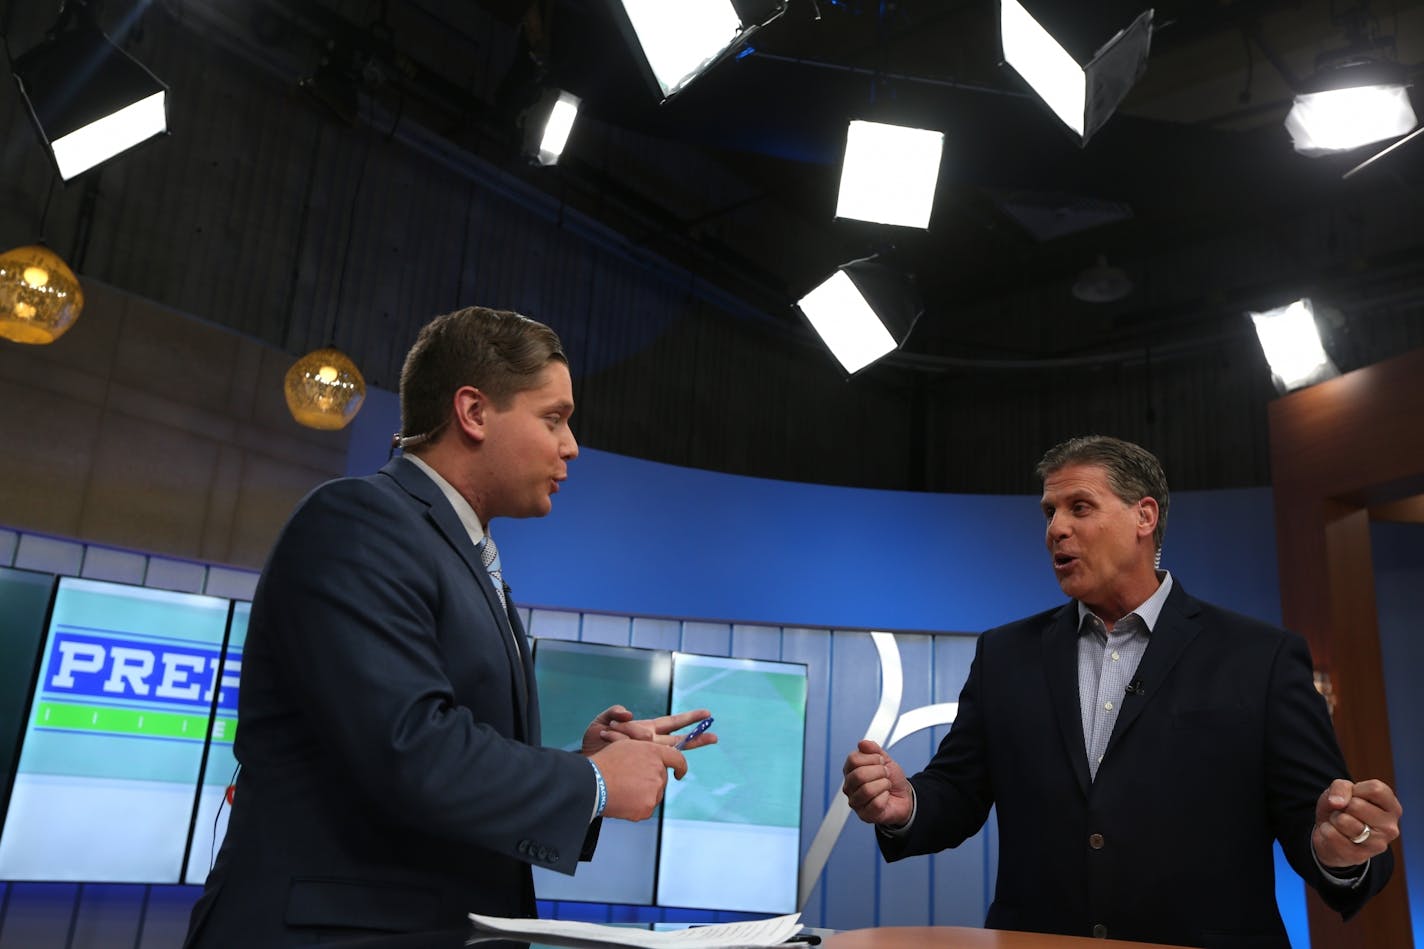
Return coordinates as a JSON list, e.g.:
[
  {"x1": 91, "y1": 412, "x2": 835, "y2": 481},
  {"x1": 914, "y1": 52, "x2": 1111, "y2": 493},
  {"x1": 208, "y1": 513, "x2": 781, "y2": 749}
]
[{"x1": 824, "y1": 926, "x2": 1190, "y2": 949}]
